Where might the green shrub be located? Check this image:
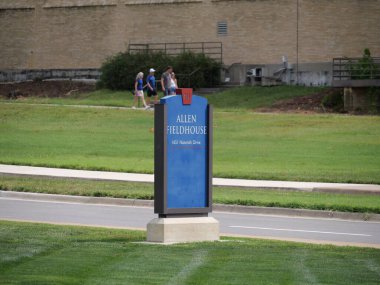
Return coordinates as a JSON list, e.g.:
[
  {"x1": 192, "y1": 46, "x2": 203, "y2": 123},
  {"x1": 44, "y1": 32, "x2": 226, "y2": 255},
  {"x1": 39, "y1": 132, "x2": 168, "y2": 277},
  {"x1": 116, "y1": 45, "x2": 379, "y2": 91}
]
[
  {"x1": 99, "y1": 51, "x2": 221, "y2": 90},
  {"x1": 348, "y1": 48, "x2": 379, "y2": 80},
  {"x1": 174, "y1": 52, "x2": 221, "y2": 88},
  {"x1": 99, "y1": 52, "x2": 170, "y2": 90}
]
